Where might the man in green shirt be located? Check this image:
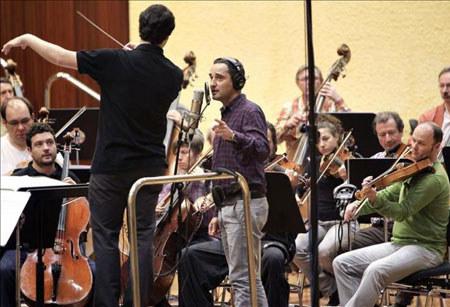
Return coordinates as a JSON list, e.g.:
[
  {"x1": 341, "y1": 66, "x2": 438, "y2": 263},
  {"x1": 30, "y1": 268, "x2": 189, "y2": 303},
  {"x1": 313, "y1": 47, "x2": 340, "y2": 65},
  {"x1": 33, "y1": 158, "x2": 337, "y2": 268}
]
[{"x1": 333, "y1": 121, "x2": 449, "y2": 306}]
